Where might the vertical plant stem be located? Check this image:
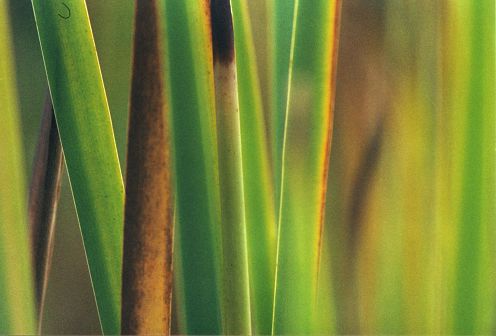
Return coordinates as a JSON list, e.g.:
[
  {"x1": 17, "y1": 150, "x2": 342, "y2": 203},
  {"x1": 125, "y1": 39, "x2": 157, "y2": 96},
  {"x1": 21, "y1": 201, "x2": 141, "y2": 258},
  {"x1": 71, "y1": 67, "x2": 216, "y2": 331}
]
[
  {"x1": 0, "y1": 1, "x2": 36, "y2": 332},
  {"x1": 121, "y1": 0, "x2": 173, "y2": 334},
  {"x1": 211, "y1": 0, "x2": 252, "y2": 334},
  {"x1": 273, "y1": 0, "x2": 341, "y2": 333},
  {"x1": 28, "y1": 94, "x2": 63, "y2": 333}
]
